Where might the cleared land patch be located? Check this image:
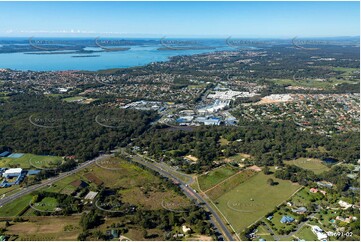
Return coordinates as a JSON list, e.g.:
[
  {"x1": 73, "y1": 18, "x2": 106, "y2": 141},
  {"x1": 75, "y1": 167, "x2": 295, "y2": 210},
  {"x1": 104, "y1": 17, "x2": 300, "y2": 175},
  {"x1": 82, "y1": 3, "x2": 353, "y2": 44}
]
[
  {"x1": 284, "y1": 158, "x2": 330, "y2": 174},
  {"x1": 3, "y1": 216, "x2": 81, "y2": 241},
  {"x1": 219, "y1": 137, "x2": 230, "y2": 146}
]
